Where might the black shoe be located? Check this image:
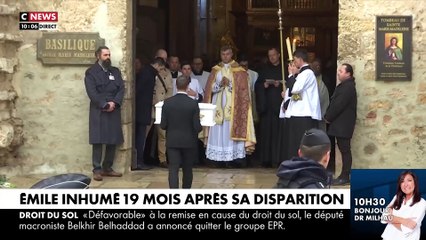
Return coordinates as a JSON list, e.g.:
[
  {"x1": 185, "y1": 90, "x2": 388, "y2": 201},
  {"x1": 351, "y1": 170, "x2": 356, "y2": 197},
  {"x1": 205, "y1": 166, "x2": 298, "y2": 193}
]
[
  {"x1": 132, "y1": 164, "x2": 153, "y2": 171},
  {"x1": 332, "y1": 177, "x2": 350, "y2": 186}
]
